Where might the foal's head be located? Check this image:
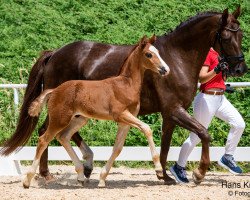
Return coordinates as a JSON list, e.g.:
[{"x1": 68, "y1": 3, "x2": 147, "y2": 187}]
[
  {"x1": 213, "y1": 6, "x2": 248, "y2": 76},
  {"x1": 137, "y1": 35, "x2": 170, "y2": 76}
]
